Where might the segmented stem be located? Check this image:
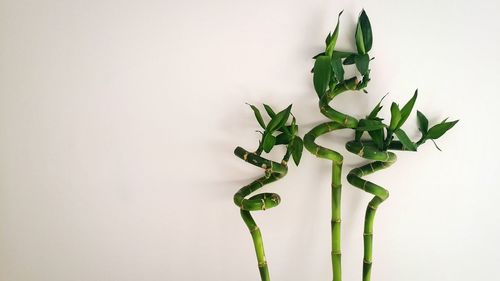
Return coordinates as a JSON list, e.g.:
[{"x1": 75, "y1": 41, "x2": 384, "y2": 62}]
[
  {"x1": 345, "y1": 141, "x2": 397, "y2": 281},
  {"x1": 233, "y1": 146, "x2": 290, "y2": 281},
  {"x1": 303, "y1": 77, "x2": 359, "y2": 281}
]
